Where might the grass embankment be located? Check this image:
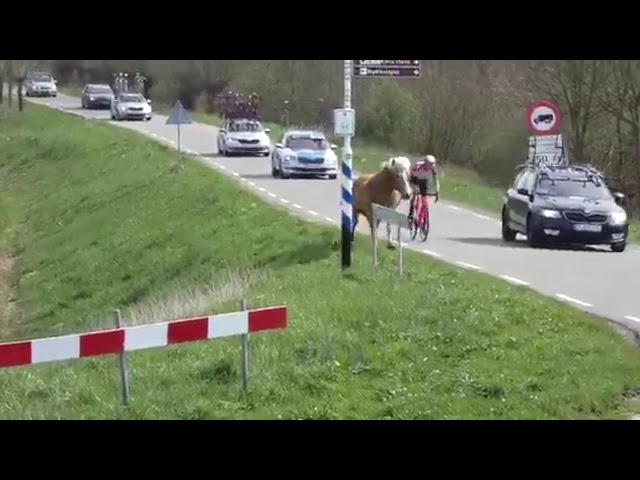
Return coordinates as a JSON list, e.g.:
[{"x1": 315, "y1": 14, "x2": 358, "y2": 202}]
[
  {"x1": 58, "y1": 86, "x2": 640, "y2": 243},
  {"x1": 3, "y1": 104, "x2": 640, "y2": 419}
]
